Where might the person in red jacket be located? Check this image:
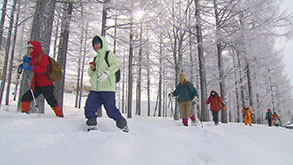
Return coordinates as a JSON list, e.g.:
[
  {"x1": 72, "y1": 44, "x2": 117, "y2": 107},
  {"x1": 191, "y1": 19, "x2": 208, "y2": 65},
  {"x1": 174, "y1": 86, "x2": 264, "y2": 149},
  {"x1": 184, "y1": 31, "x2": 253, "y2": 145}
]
[
  {"x1": 20, "y1": 41, "x2": 63, "y2": 117},
  {"x1": 204, "y1": 90, "x2": 226, "y2": 125}
]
